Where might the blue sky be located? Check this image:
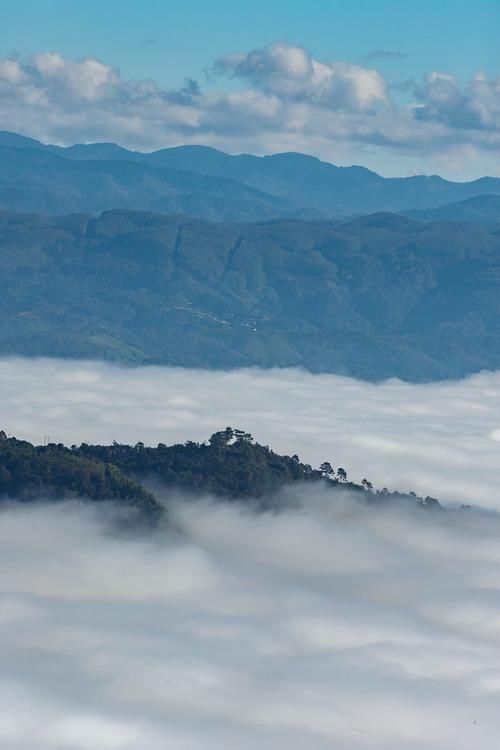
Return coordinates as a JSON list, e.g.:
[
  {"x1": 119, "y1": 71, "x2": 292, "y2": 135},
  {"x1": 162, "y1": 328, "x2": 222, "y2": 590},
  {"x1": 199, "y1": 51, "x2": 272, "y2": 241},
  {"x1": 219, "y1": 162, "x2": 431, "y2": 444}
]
[
  {"x1": 3, "y1": 0, "x2": 499, "y2": 90},
  {"x1": 1, "y1": 0, "x2": 500, "y2": 177}
]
